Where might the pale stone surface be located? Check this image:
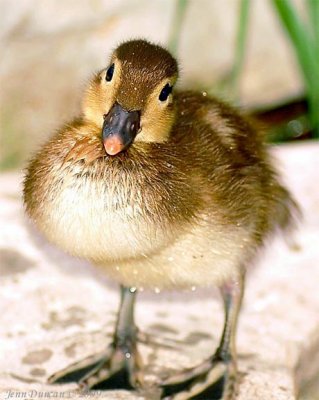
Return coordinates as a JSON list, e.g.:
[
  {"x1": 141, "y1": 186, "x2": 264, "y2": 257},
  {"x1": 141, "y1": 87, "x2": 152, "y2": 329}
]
[
  {"x1": 0, "y1": 0, "x2": 304, "y2": 169},
  {"x1": 0, "y1": 143, "x2": 318, "y2": 399}
]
